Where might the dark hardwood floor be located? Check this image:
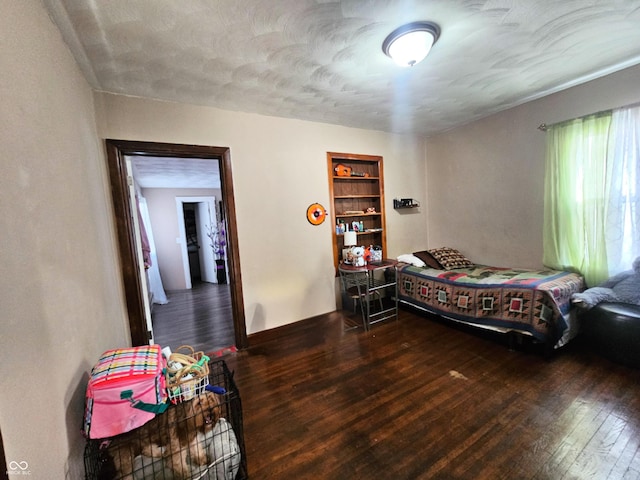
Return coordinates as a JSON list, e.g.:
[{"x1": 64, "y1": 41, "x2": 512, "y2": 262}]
[
  {"x1": 152, "y1": 281, "x2": 235, "y2": 355},
  {"x1": 224, "y1": 308, "x2": 640, "y2": 479}
]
